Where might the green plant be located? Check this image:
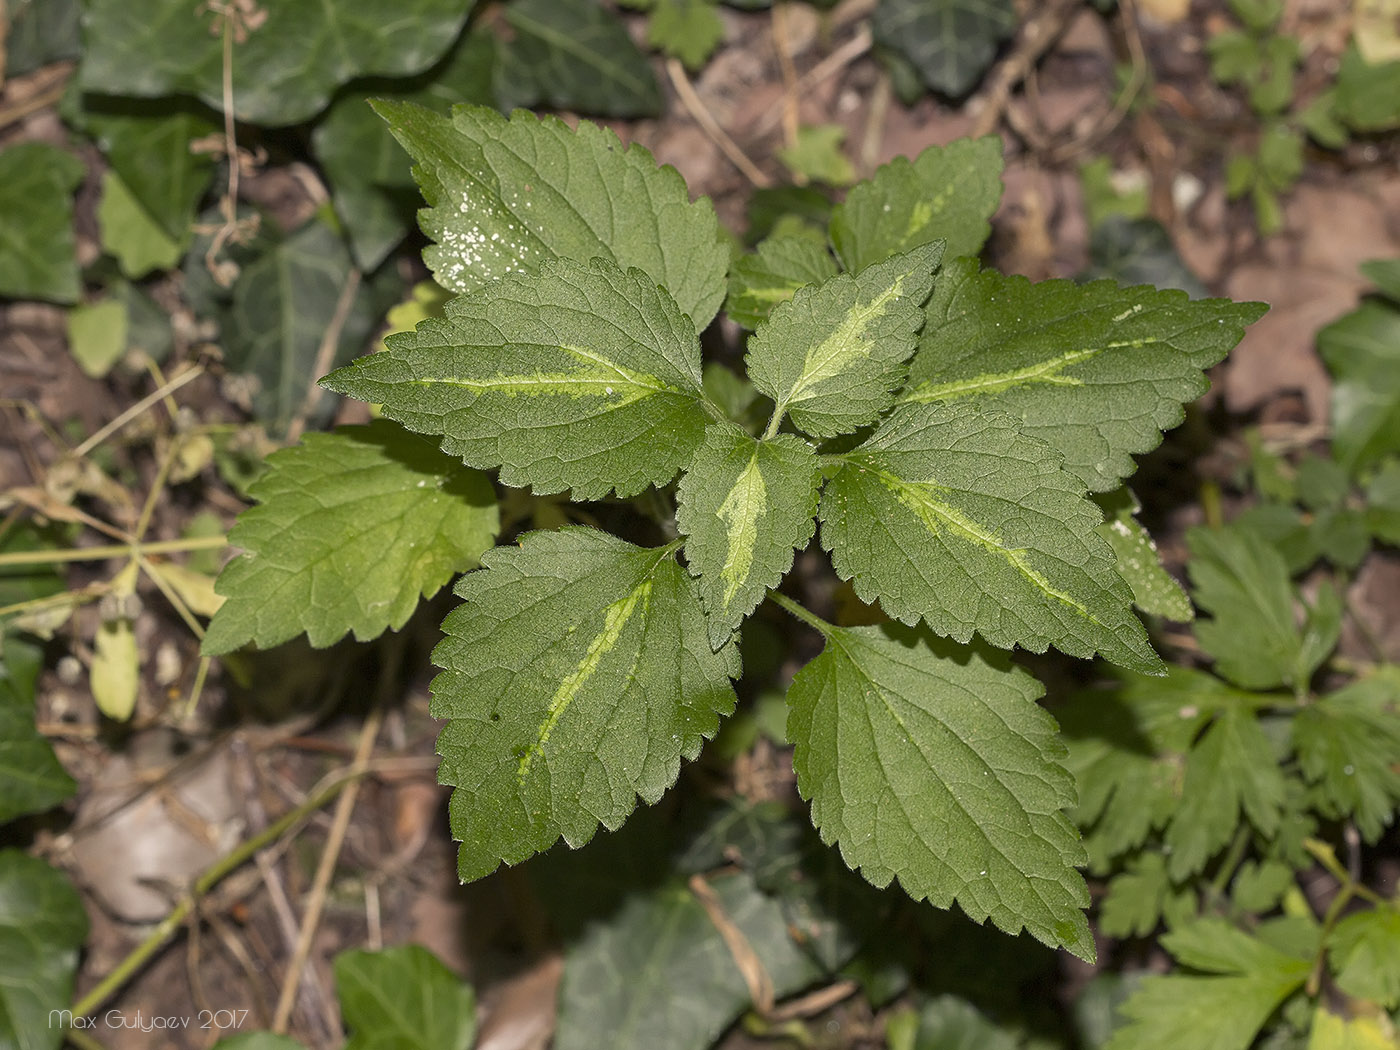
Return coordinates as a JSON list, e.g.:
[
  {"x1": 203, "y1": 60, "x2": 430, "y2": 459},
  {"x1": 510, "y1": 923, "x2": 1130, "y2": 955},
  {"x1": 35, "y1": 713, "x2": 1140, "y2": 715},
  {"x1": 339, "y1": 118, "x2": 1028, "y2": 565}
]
[{"x1": 201, "y1": 101, "x2": 1266, "y2": 962}]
